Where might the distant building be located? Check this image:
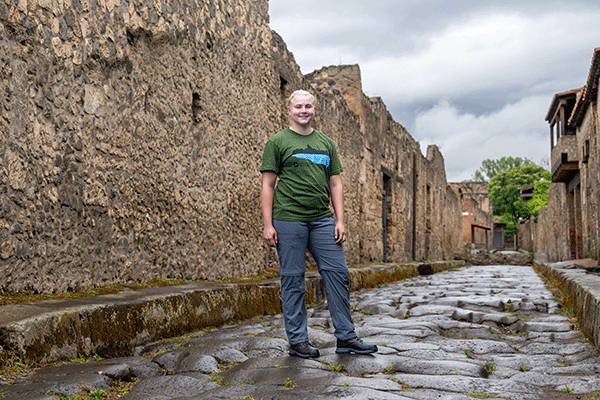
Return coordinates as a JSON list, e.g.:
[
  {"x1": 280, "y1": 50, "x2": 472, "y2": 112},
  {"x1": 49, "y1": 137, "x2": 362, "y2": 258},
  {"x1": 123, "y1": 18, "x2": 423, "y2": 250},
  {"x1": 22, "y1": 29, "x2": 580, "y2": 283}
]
[{"x1": 449, "y1": 182, "x2": 493, "y2": 251}]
